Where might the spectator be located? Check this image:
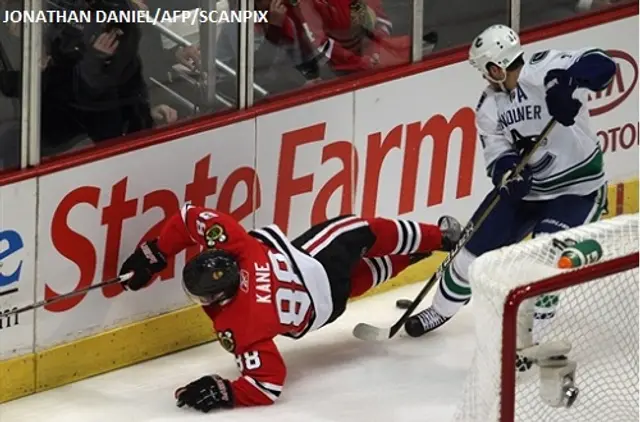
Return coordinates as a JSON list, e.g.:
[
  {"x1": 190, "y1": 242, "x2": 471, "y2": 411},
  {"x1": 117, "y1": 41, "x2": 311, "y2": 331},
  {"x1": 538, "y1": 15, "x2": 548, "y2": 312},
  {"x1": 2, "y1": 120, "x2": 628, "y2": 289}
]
[
  {"x1": 136, "y1": 0, "x2": 199, "y2": 122},
  {"x1": 285, "y1": 0, "x2": 411, "y2": 78},
  {"x1": 139, "y1": 0, "x2": 239, "y2": 110},
  {"x1": 0, "y1": 1, "x2": 22, "y2": 169},
  {"x1": 215, "y1": 0, "x2": 309, "y2": 95},
  {"x1": 148, "y1": 0, "x2": 202, "y2": 71},
  {"x1": 4, "y1": 0, "x2": 151, "y2": 152},
  {"x1": 4, "y1": 0, "x2": 180, "y2": 156}
]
